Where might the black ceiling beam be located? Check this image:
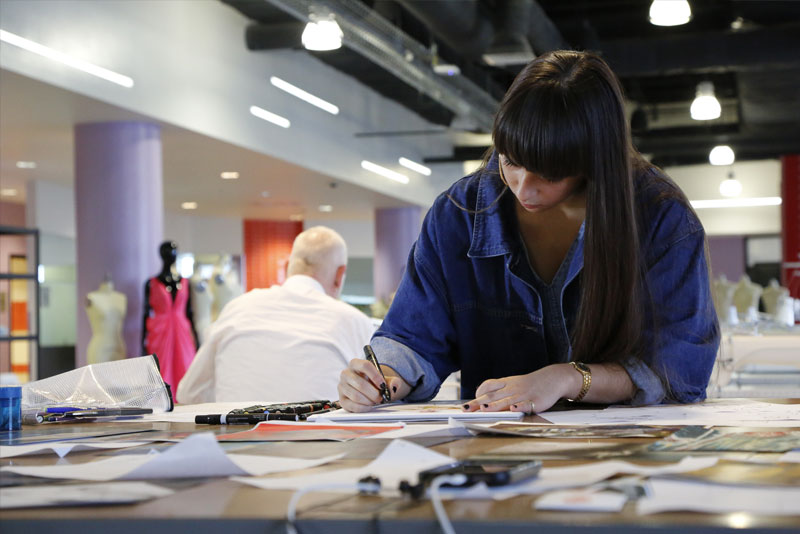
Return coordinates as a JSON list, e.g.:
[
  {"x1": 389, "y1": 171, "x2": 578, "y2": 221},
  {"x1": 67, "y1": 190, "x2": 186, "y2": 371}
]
[{"x1": 600, "y1": 23, "x2": 800, "y2": 77}]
